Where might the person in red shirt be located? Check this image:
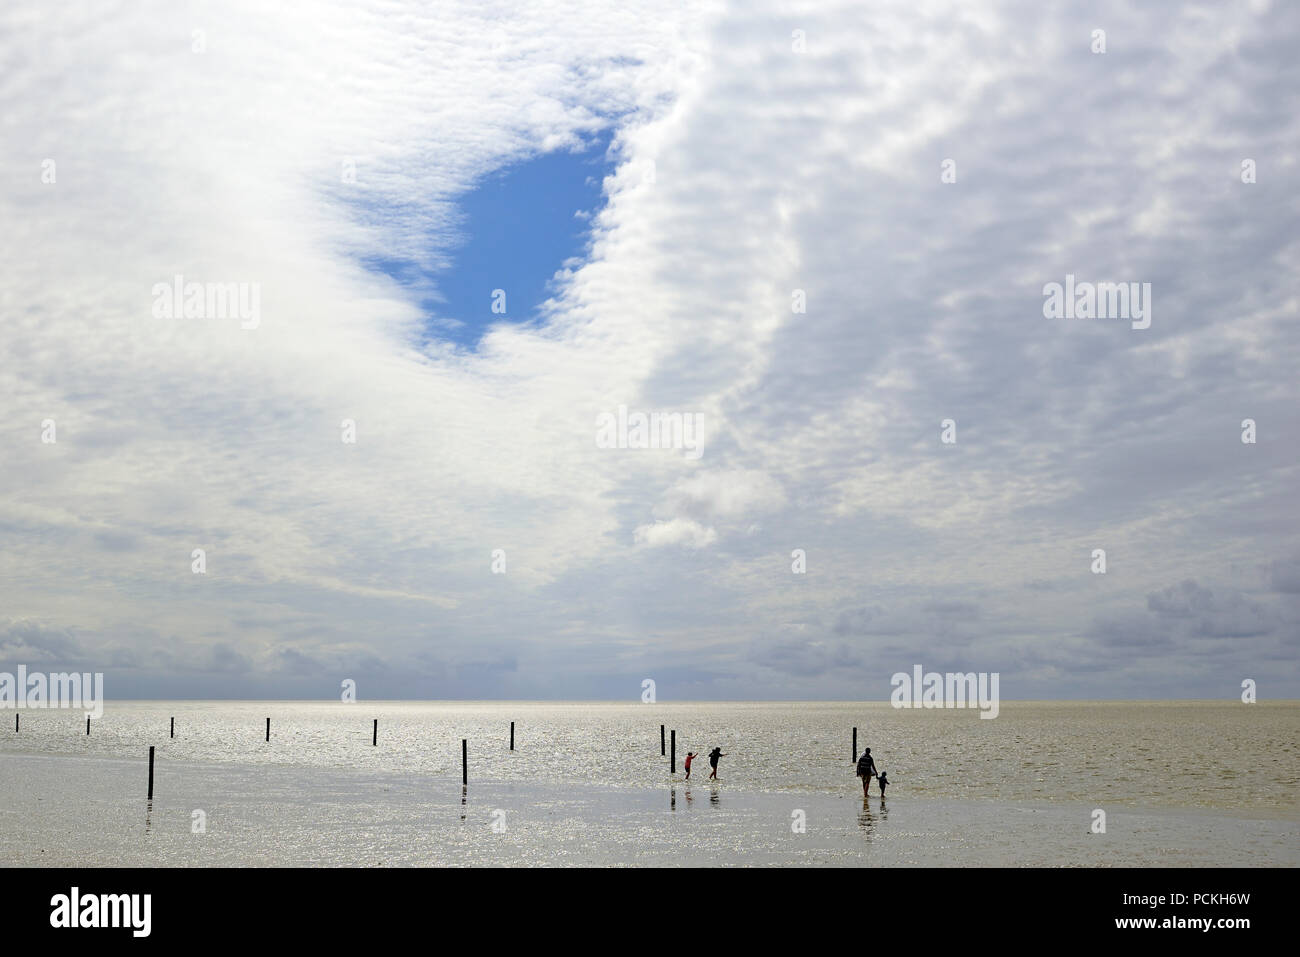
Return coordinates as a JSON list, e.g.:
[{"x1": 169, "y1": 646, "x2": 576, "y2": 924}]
[{"x1": 683, "y1": 751, "x2": 697, "y2": 780}]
